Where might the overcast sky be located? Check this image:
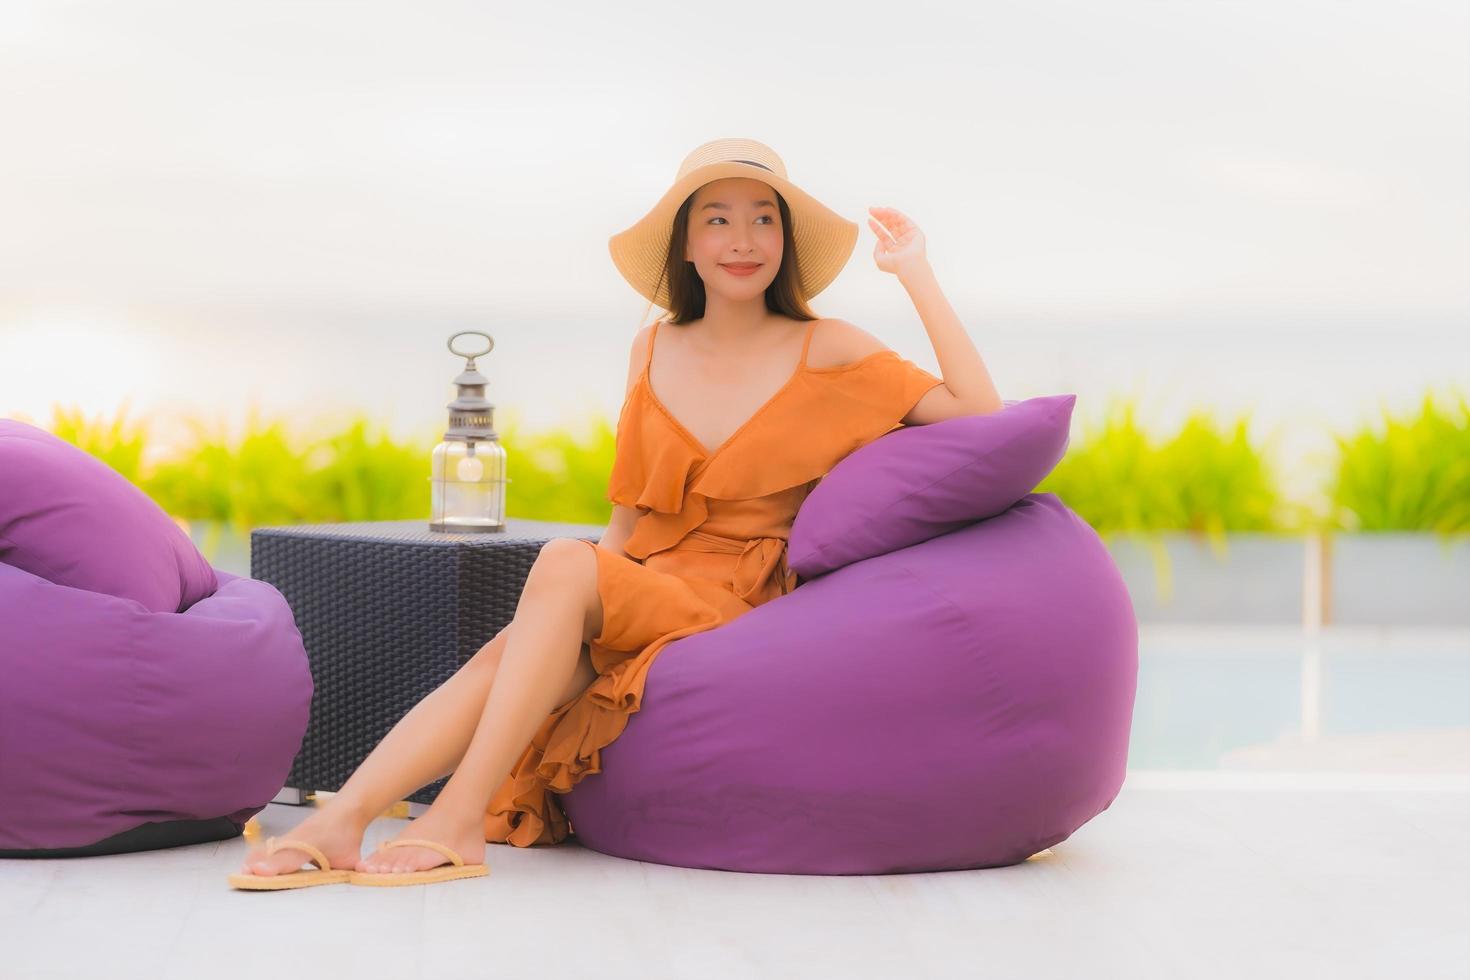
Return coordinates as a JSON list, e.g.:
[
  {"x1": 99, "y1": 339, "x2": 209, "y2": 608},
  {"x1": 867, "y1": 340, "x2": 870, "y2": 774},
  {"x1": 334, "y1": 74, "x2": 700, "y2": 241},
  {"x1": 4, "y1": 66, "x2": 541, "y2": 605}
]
[{"x1": 1, "y1": 0, "x2": 1466, "y2": 499}]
